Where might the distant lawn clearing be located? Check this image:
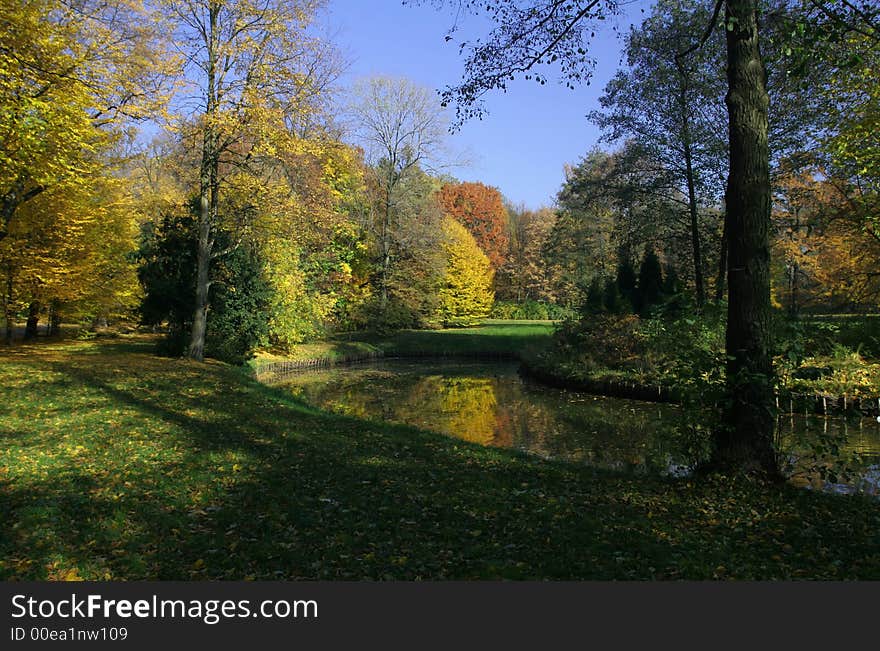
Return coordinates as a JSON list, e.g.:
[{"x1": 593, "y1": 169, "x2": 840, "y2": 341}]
[
  {"x1": 1, "y1": 336, "x2": 879, "y2": 580},
  {"x1": 252, "y1": 320, "x2": 557, "y2": 371},
  {"x1": 359, "y1": 320, "x2": 557, "y2": 356}
]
